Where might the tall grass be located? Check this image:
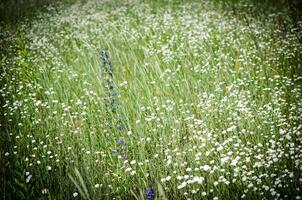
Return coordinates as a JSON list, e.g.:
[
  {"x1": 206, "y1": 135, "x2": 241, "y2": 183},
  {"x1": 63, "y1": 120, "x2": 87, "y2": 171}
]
[{"x1": 1, "y1": 0, "x2": 302, "y2": 199}]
